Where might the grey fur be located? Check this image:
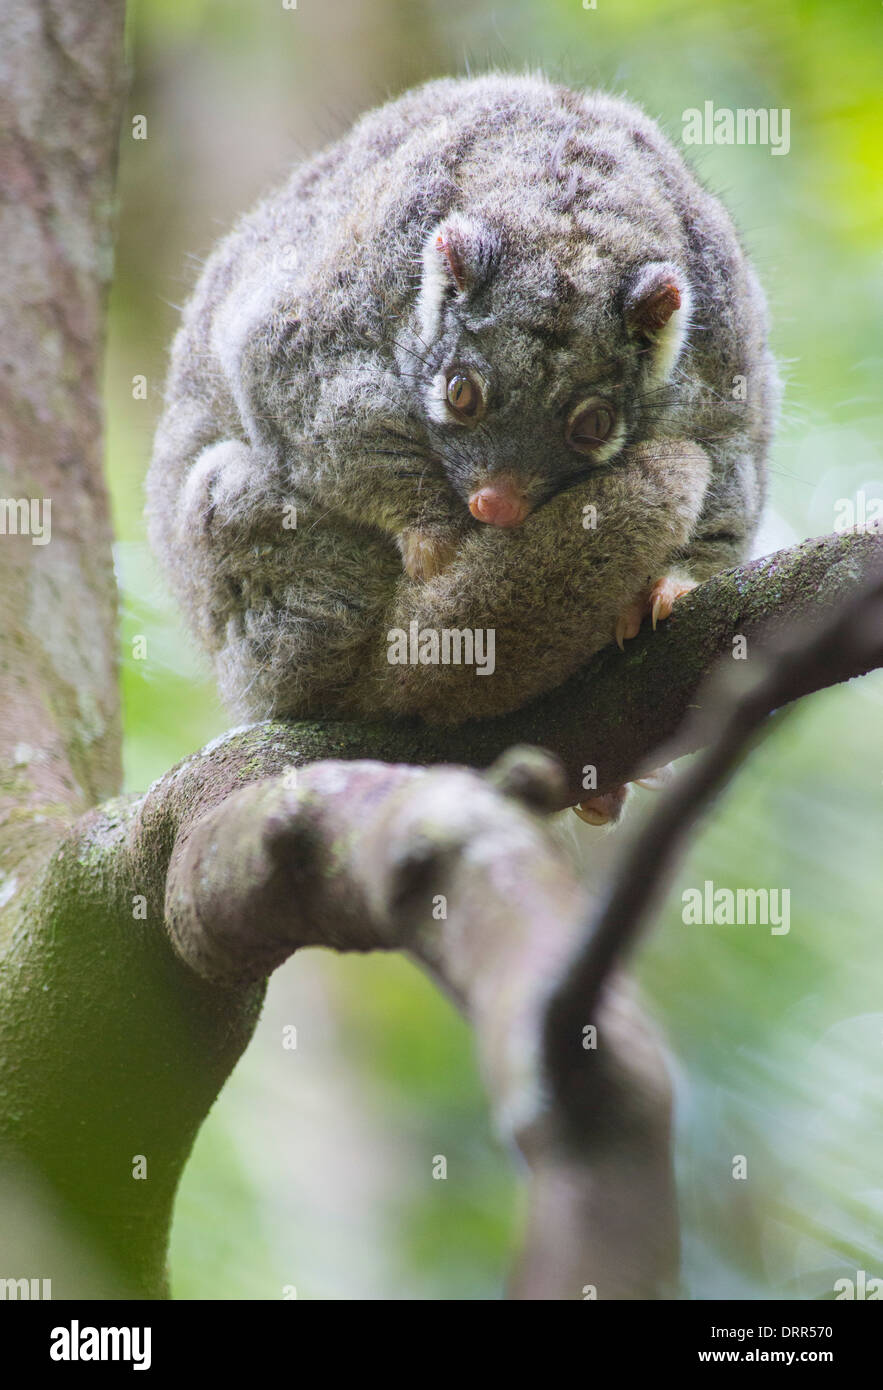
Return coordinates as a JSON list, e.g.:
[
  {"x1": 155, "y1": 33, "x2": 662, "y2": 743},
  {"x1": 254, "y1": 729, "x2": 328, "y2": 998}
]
[{"x1": 147, "y1": 72, "x2": 778, "y2": 724}]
